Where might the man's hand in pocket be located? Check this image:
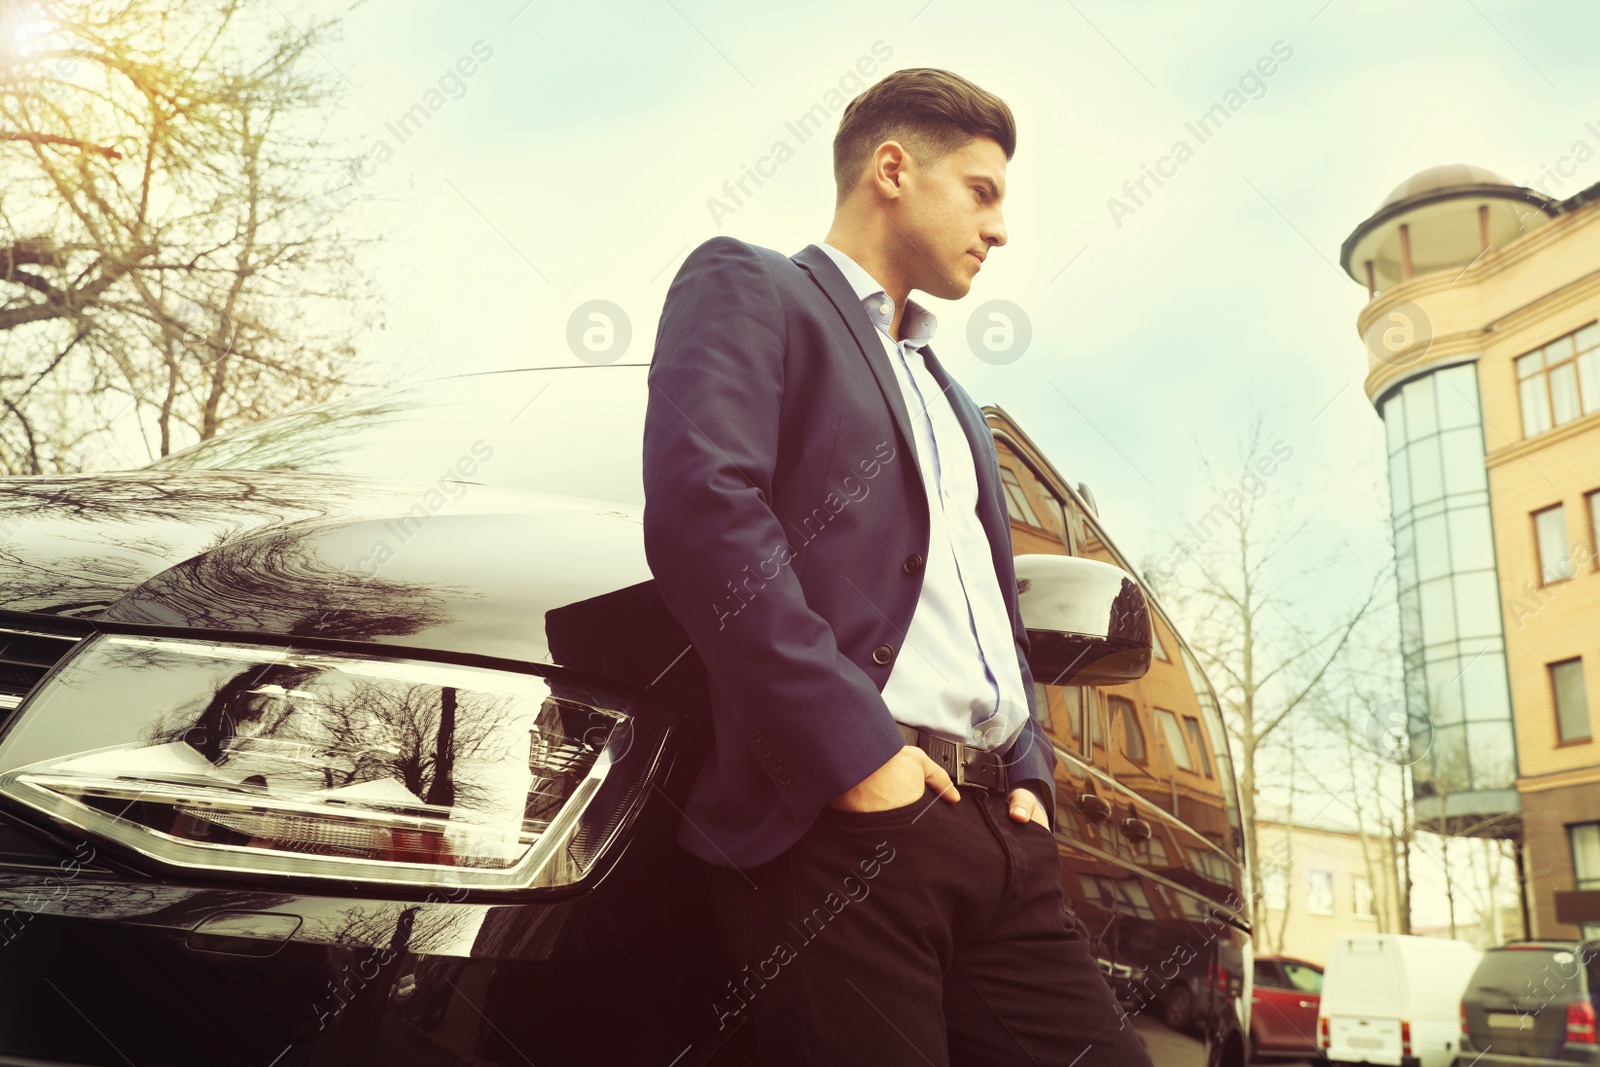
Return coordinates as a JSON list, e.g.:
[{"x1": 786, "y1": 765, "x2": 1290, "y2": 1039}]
[
  {"x1": 1007, "y1": 787, "x2": 1049, "y2": 829},
  {"x1": 828, "y1": 746, "x2": 960, "y2": 812}
]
